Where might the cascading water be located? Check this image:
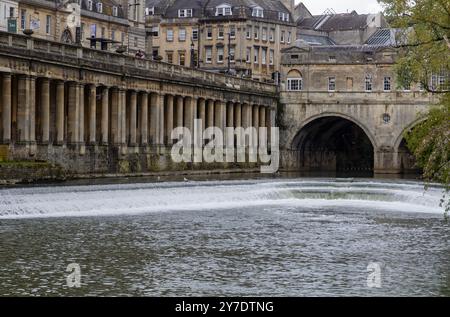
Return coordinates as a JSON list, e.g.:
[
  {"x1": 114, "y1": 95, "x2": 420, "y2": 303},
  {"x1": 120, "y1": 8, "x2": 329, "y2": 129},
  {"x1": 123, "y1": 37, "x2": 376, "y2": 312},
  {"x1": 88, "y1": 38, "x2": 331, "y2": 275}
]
[{"x1": 0, "y1": 179, "x2": 444, "y2": 219}]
